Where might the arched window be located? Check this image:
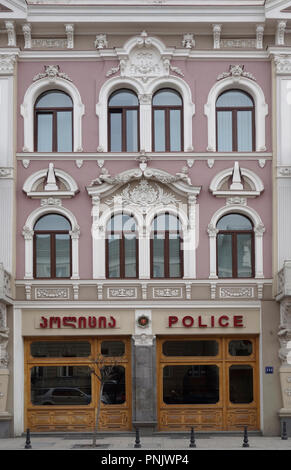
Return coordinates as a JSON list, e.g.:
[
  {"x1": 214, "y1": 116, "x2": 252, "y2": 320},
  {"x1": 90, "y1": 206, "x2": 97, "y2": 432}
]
[
  {"x1": 35, "y1": 90, "x2": 73, "y2": 152},
  {"x1": 217, "y1": 213, "x2": 254, "y2": 278},
  {"x1": 106, "y1": 213, "x2": 138, "y2": 278},
  {"x1": 151, "y1": 213, "x2": 183, "y2": 278},
  {"x1": 108, "y1": 89, "x2": 139, "y2": 152},
  {"x1": 153, "y1": 89, "x2": 183, "y2": 152},
  {"x1": 34, "y1": 214, "x2": 72, "y2": 278},
  {"x1": 216, "y1": 90, "x2": 255, "y2": 152}
]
